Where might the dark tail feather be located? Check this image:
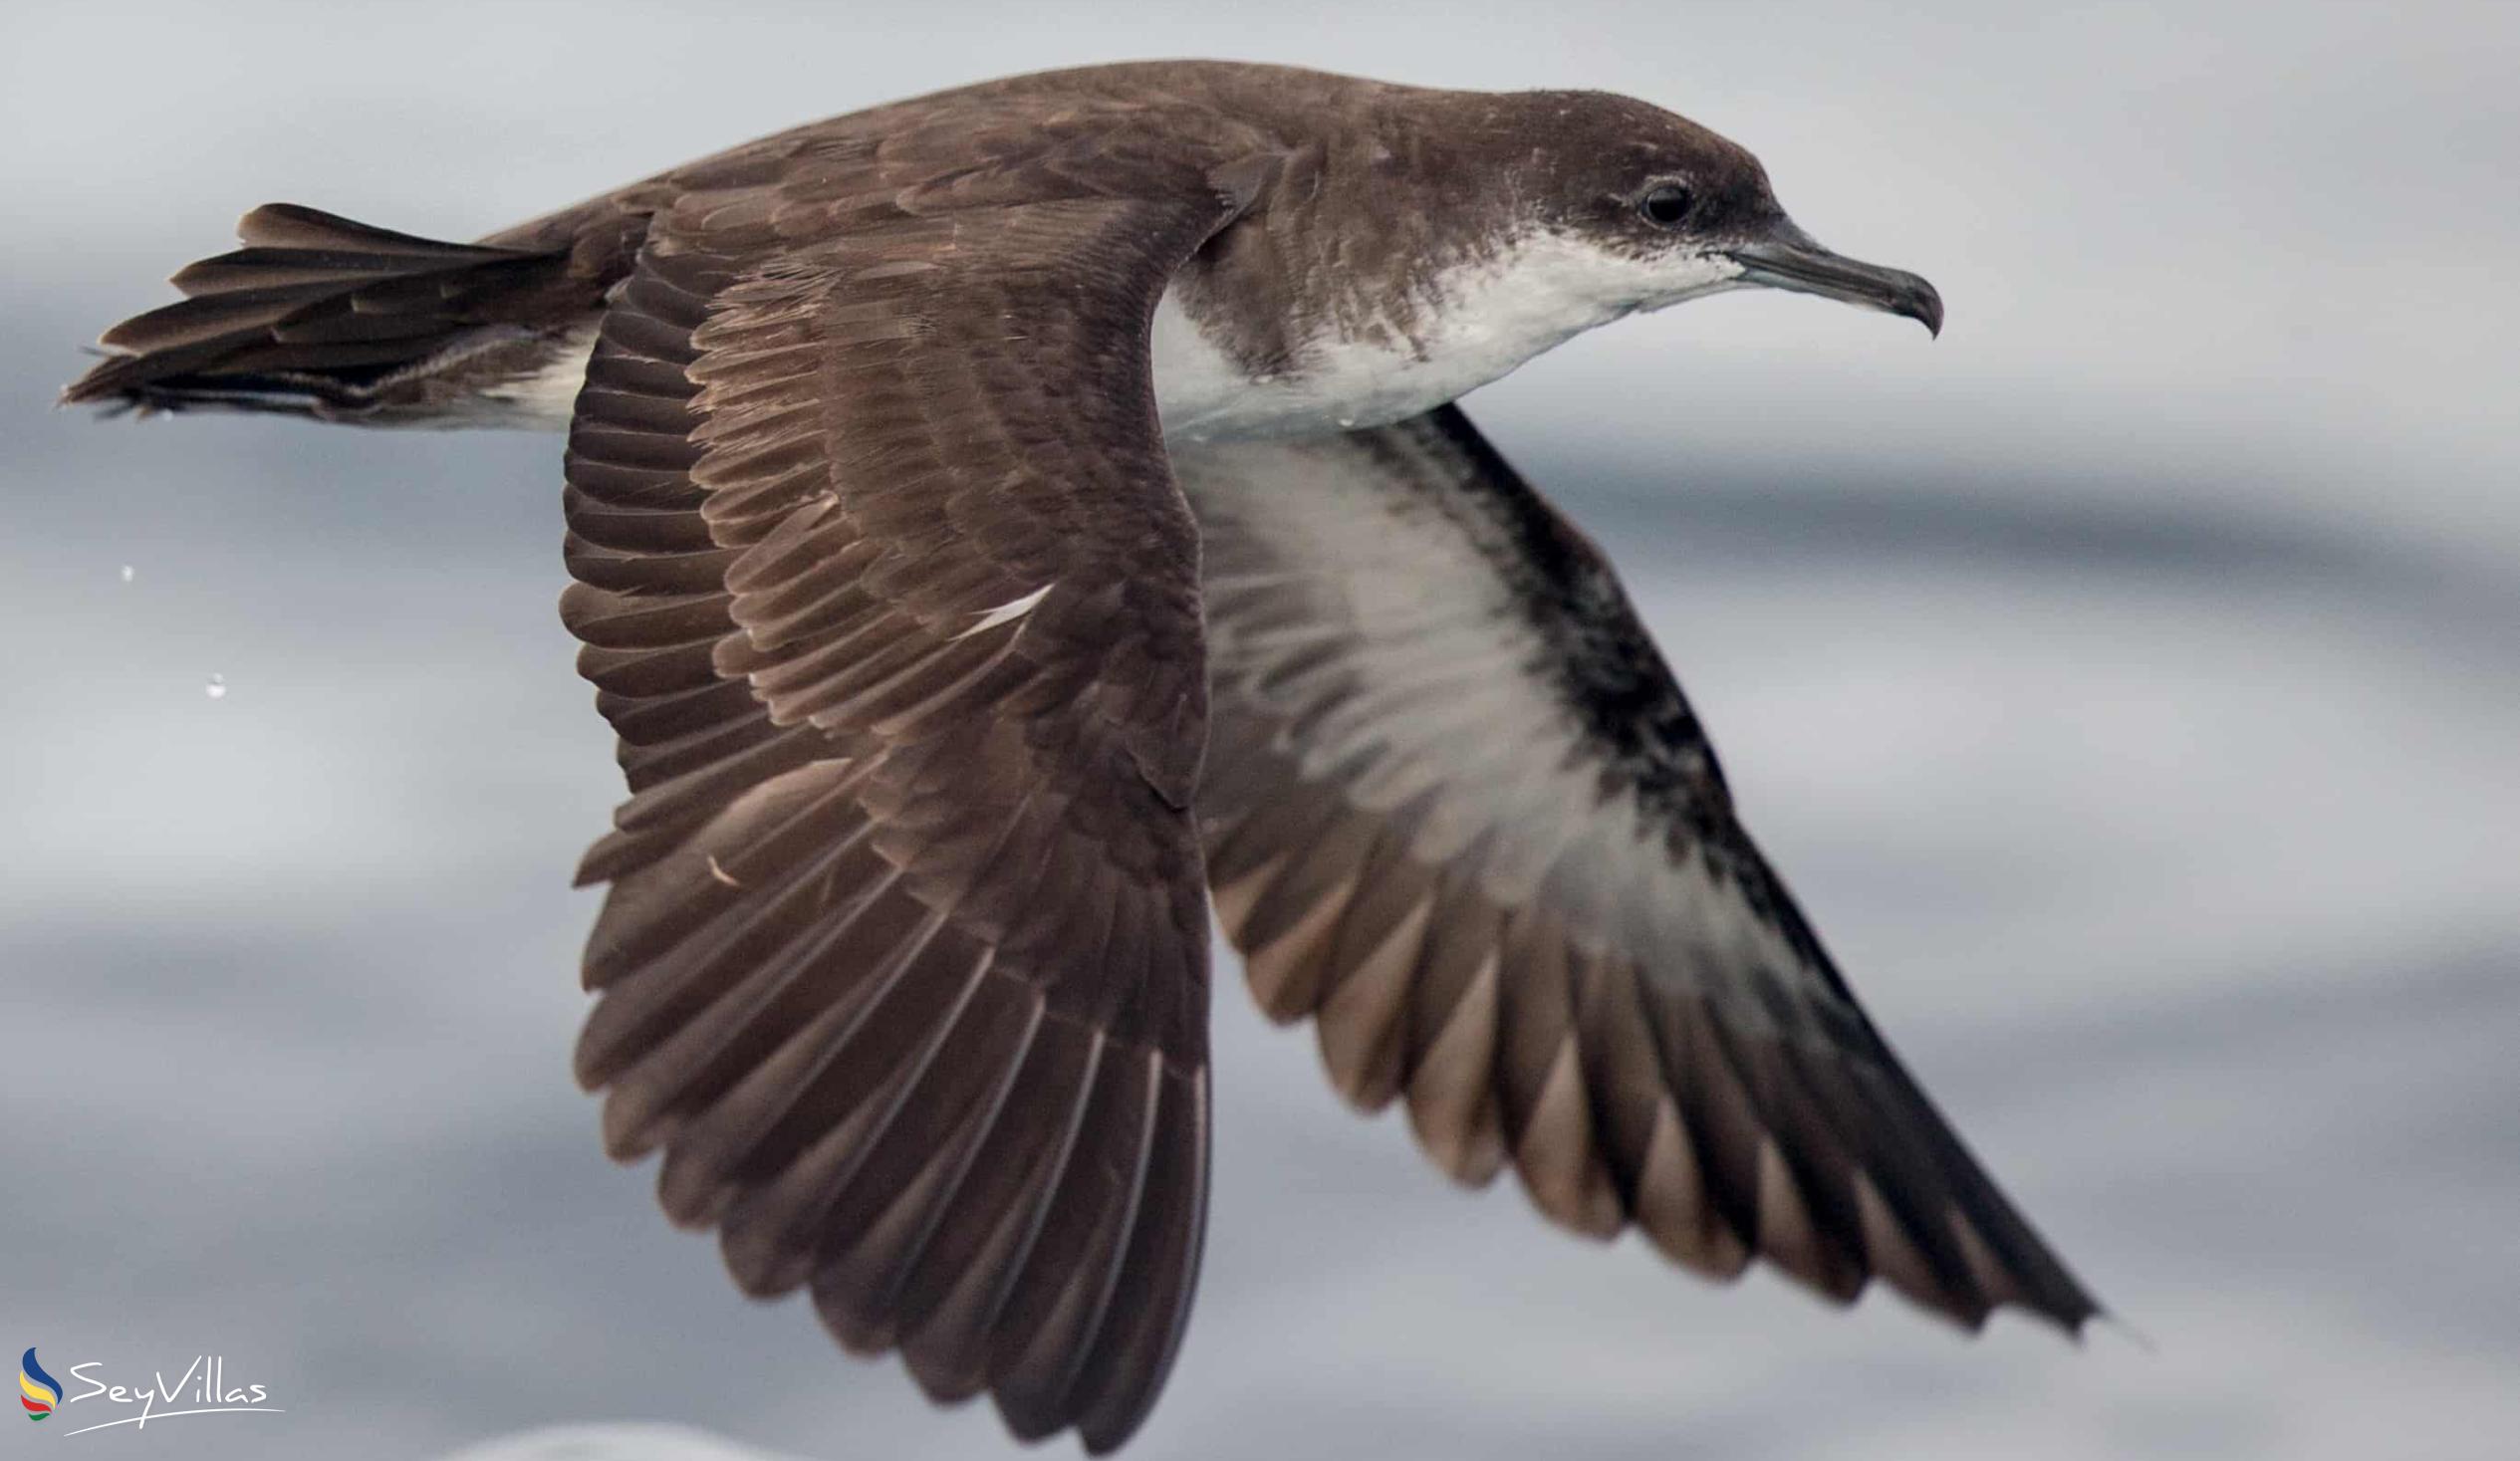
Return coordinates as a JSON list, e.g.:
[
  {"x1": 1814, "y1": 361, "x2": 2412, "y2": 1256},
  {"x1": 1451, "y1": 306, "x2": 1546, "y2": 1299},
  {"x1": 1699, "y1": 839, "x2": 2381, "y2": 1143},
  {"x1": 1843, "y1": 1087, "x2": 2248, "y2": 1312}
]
[{"x1": 62, "y1": 203, "x2": 601, "y2": 423}]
